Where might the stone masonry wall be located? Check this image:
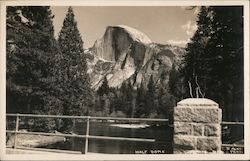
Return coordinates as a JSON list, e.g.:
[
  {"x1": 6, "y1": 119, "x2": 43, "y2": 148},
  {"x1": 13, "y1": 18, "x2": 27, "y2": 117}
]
[{"x1": 173, "y1": 98, "x2": 222, "y2": 154}]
